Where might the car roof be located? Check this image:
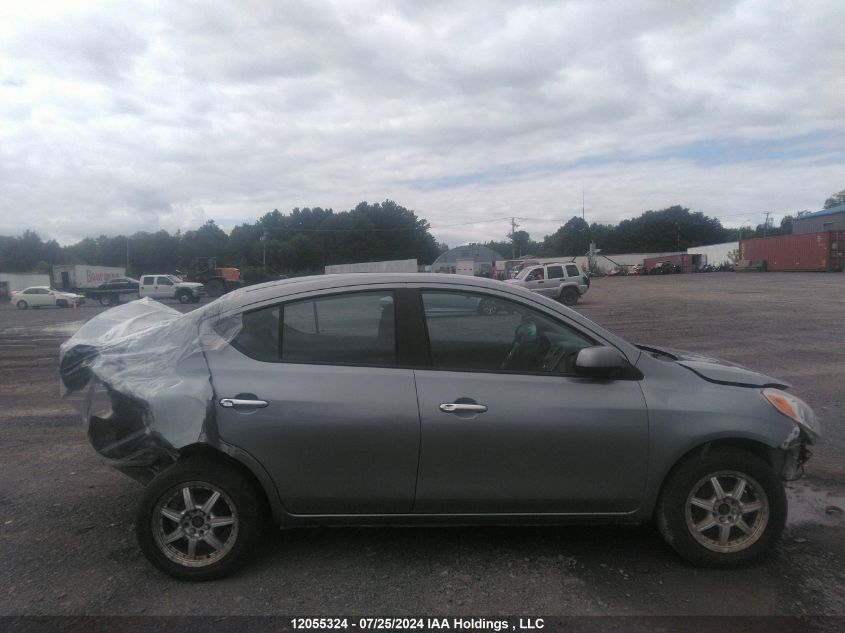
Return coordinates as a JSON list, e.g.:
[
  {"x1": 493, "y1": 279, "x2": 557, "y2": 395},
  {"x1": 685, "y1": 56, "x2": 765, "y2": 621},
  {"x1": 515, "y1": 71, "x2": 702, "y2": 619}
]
[{"x1": 202, "y1": 273, "x2": 639, "y2": 361}]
